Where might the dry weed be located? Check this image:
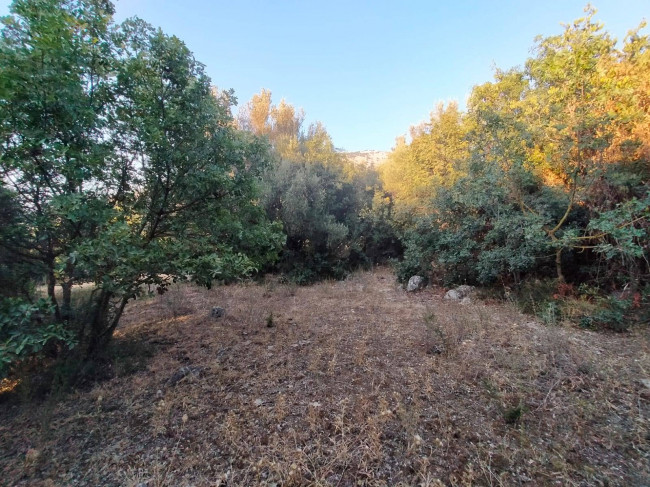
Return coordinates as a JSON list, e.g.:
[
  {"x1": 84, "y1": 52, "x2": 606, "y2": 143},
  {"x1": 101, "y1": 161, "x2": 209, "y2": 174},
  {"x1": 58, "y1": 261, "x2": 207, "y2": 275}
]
[{"x1": 1, "y1": 267, "x2": 648, "y2": 486}]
